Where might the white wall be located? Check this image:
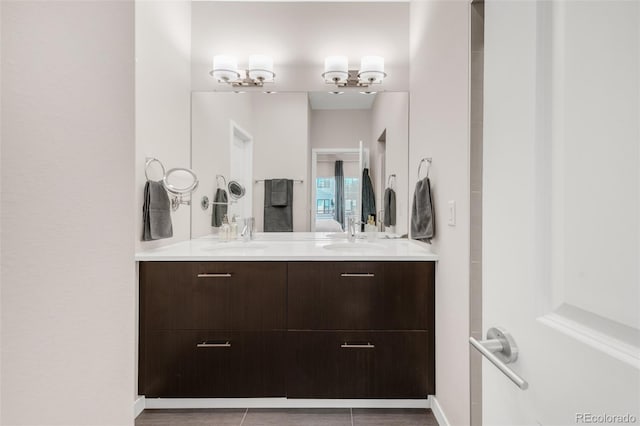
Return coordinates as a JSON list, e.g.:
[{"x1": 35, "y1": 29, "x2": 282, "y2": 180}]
[
  {"x1": 191, "y1": 92, "x2": 253, "y2": 238},
  {"x1": 1, "y1": 2, "x2": 135, "y2": 424},
  {"x1": 310, "y1": 110, "x2": 371, "y2": 150},
  {"x1": 0, "y1": 2, "x2": 3, "y2": 419},
  {"x1": 190, "y1": 1, "x2": 409, "y2": 92},
  {"x1": 410, "y1": 1, "x2": 470, "y2": 425},
  {"x1": 371, "y1": 92, "x2": 409, "y2": 235},
  {"x1": 135, "y1": 1, "x2": 192, "y2": 252},
  {"x1": 0, "y1": 1, "x2": 3, "y2": 419},
  {"x1": 252, "y1": 93, "x2": 310, "y2": 232}
]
